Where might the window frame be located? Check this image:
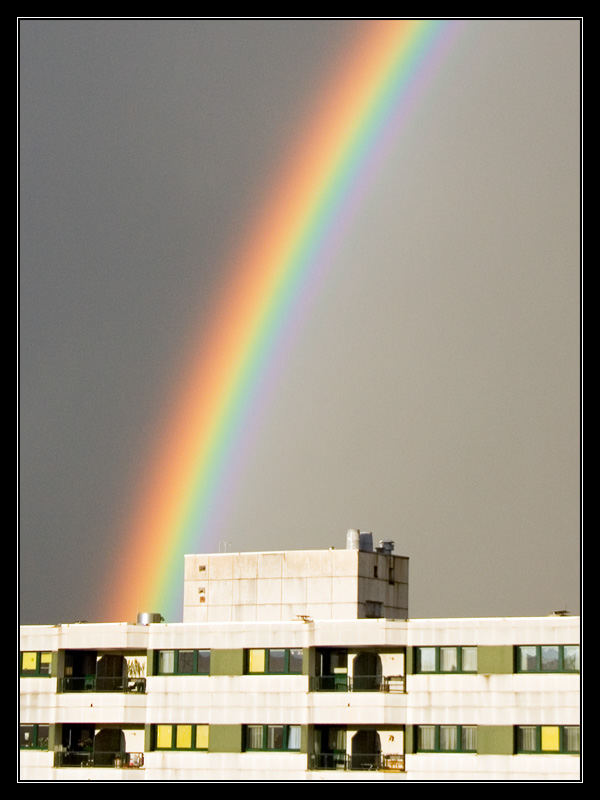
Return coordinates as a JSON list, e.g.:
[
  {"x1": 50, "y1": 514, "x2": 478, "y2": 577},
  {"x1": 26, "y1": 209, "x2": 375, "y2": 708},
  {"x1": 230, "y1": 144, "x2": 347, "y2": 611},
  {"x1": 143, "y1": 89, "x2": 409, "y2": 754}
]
[
  {"x1": 156, "y1": 649, "x2": 211, "y2": 675},
  {"x1": 515, "y1": 645, "x2": 580, "y2": 673},
  {"x1": 245, "y1": 648, "x2": 303, "y2": 675},
  {"x1": 515, "y1": 725, "x2": 580, "y2": 754},
  {"x1": 20, "y1": 651, "x2": 53, "y2": 677},
  {"x1": 415, "y1": 725, "x2": 477, "y2": 753},
  {"x1": 415, "y1": 646, "x2": 478, "y2": 674},
  {"x1": 20, "y1": 724, "x2": 50, "y2": 750},
  {"x1": 243, "y1": 724, "x2": 302, "y2": 752},
  {"x1": 153, "y1": 724, "x2": 209, "y2": 751}
]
